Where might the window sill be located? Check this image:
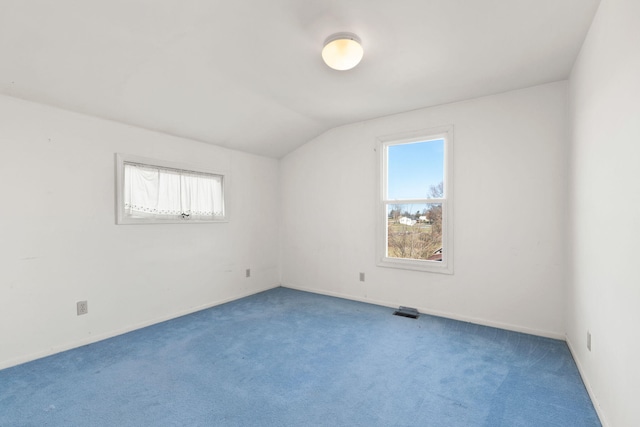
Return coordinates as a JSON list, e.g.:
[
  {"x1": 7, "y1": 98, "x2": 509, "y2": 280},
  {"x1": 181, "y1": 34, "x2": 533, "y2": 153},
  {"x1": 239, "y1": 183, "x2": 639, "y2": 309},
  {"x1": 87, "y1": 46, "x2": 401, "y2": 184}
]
[
  {"x1": 376, "y1": 257, "x2": 453, "y2": 274},
  {"x1": 116, "y1": 217, "x2": 228, "y2": 225}
]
